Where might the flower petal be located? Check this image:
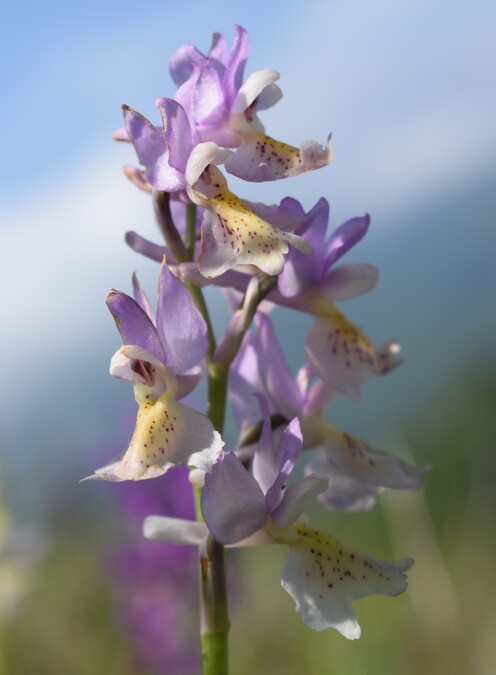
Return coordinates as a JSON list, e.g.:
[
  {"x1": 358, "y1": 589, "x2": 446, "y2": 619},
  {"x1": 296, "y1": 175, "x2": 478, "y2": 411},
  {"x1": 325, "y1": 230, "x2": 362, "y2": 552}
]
[
  {"x1": 305, "y1": 312, "x2": 401, "y2": 401},
  {"x1": 108, "y1": 345, "x2": 168, "y2": 390},
  {"x1": 305, "y1": 450, "x2": 382, "y2": 512},
  {"x1": 208, "y1": 32, "x2": 229, "y2": 65},
  {"x1": 265, "y1": 418, "x2": 304, "y2": 513},
  {"x1": 169, "y1": 45, "x2": 225, "y2": 125},
  {"x1": 224, "y1": 133, "x2": 332, "y2": 182},
  {"x1": 202, "y1": 452, "x2": 268, "y2": 544},
  {"x1": 132, "y1": 272, "x2": 154, "y2": 321},
  {"x1": 192, "y1": 168, "x2": 312, "y2": 278},
  {"x1": 230, "y1": 332, "x2": 267, "y2": 430},
  {"x1": 155, "y1": 98, "x2": 199, "y2": 174},
  {"x1": 324, "y1": 215, "x2": 370, "y2": 268},
  {"x1": 222, "y1": 25, "x2": 250, "y2": 103},
  {"x1": 251, "y1": 394, "x2": 278, "y2": 494},
  {"x1": 123, "y1": 105, "x2": 185, "y2": 192},
  {"x1": 271, "y1": 475, "x2": 328, "y2": 527},
  {"x1": 231, "y1": 68, "x2": 280, "y2": 115},
  {"x1": 278, "y1": 198, "x2": 330, "y2": 297},
  {"x1": 107, "y1": 290, "x2": 164, "y2": 363},
  {"x1": 256, "y1": 313, "x2": 303, "y2": 419},
  {"x1": 155, "y1": 261, "x2": 208, "y2": 374},
  {"x1": 143, "y1": 516, "x2": 207, "y2": 545},
  {"x1": 320, "y1": 425, "x2": 430, "y2": 491},
  {"x1": 86, "y1": 383, "x2": 223, "y2": 481},
  {"x1": 323, "y1": 263, "x2": 378, "y2": 301},
  {"x1": 125, "y1": 231, "x2": 166, "y2": 263},
  {"x1": 122, "y1": 165, "x2": 152, "y2": 192},
  {"x1": 279, "y1": 522, "x2": 413, "y2": 638},
  {"x1": 185, "y1": 142, "x2": 232, "y2": 187}
]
